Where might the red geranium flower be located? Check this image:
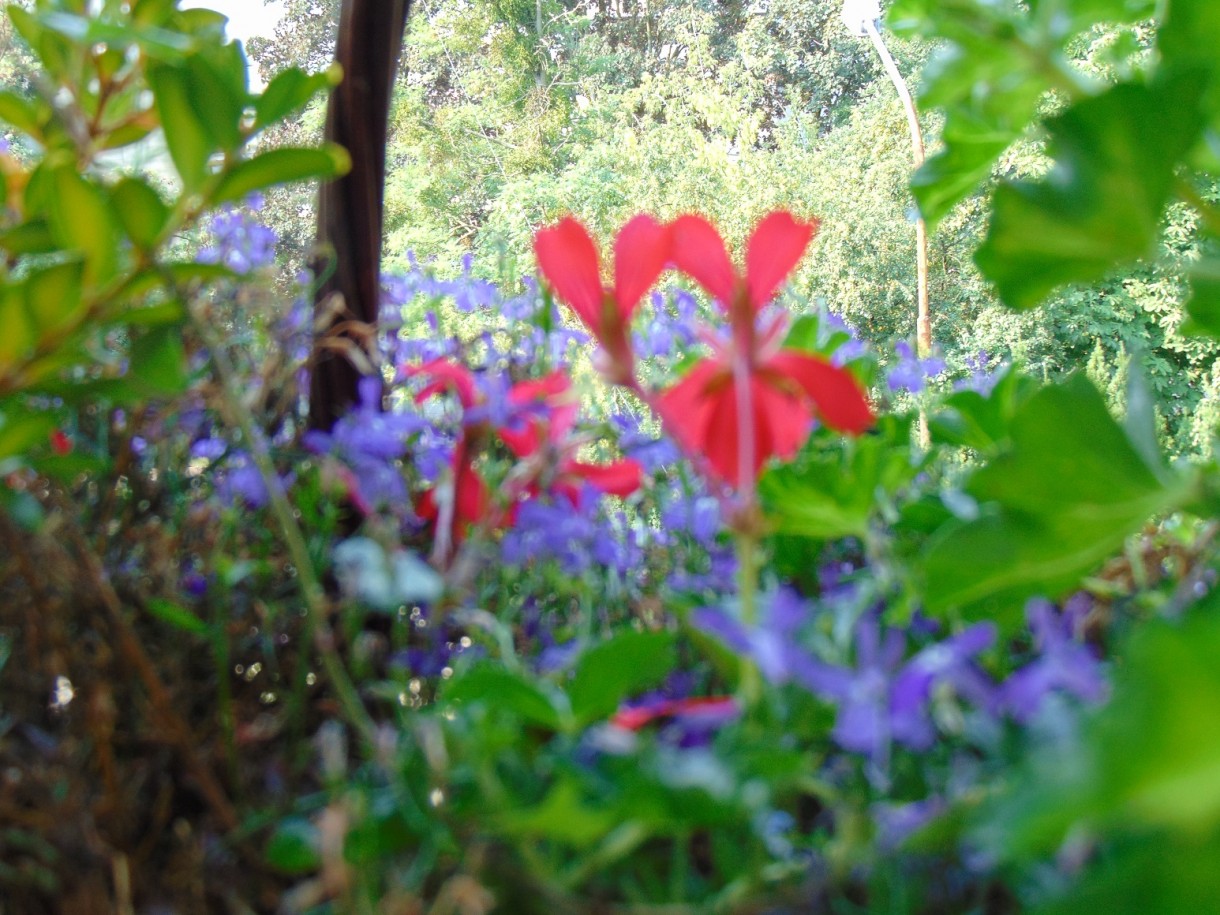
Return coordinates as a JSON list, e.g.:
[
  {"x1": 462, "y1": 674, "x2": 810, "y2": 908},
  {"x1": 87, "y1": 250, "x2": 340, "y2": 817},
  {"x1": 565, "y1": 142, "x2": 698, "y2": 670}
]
[
  {"x1": 409, "y1": 360, "x2": 491, "y2": 556},
  {"x1": 499, "y1": 372, "x2": 643, "y2": 505},
  {"x1": 658, "y1": 212, "x2": 874, "y2": 488},
  {"x1": 534, "y1": 214, "x2": 670, "y2": 384}
]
